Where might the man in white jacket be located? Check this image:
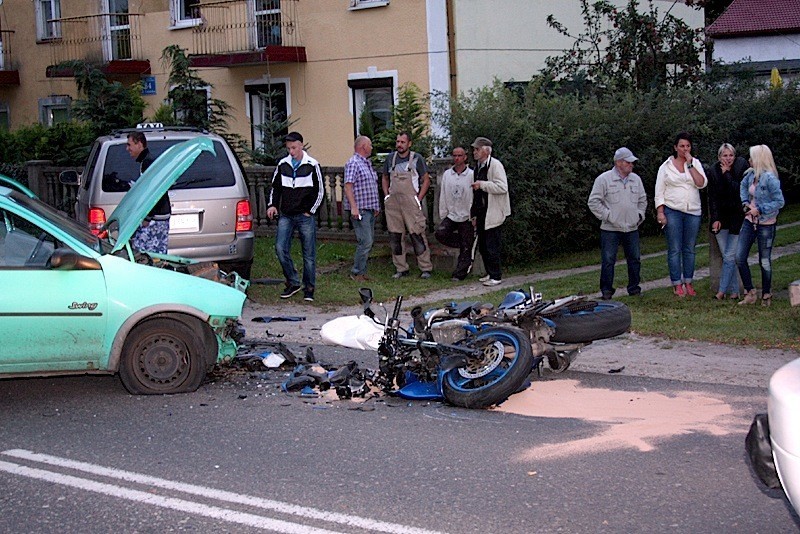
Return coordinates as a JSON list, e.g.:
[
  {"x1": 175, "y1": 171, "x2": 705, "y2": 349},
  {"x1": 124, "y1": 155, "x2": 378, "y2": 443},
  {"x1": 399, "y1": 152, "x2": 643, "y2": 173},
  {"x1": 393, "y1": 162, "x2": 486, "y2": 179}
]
[
  {"x1": 587, "y1": 147, "x2": 648, "y2": 299},
  {"x1": 470, "y1": 137, "x2": 511, "y2": 286}
]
